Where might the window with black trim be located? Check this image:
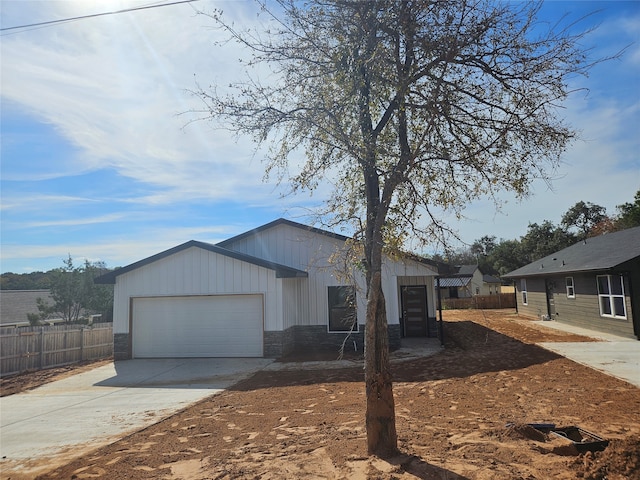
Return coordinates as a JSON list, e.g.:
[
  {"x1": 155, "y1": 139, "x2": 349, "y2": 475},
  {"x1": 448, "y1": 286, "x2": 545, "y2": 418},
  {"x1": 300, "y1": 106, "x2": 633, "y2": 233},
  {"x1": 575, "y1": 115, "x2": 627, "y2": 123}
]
[
  {"x1": 328, "y1": 286, "x2": 357, "y2": 332},
  {"x1": 521, "y1": 279, "x2": 528, "y2": 305},
  {"x1": 597, "y1": 275, "x2": 626, "y2": 319},
  {"x1": 566, "y1": 277, "x2": 575, "y2": 298}
]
